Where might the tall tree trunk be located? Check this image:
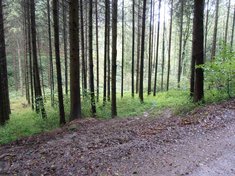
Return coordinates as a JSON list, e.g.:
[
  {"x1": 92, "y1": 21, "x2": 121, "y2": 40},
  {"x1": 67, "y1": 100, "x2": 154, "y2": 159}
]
[
  {"x1": 80, "y1": 0, "x2": 87, "y2": 96},
  {"x1": 89, "y1": 0, "x2": 96, "y2": 116},
  {"x1": 139, "y1": 0, "x2": 147, "y2": 103},
  {"x1": 111, "y1": 0, "x2": 118, "y2": 118},
  {"x1": 136, "y1": 0, "x2": 141, "y2": 94},
  {"x1": 167, "y1": 0, "x2": 173, "y2": 91},
  {"x1": 131, "y1": 0, "x2": 135, "y2": 98},
  {"x1": 53, "y1": 0, "x2": 66, "y2": 125},
  {"x1": 231, "y1": 5, "x2": 235, "y2": 50},
  {"x1": 147, "y1": 0, "x2": 153, "y2": 95},
  {"x1": 27, "y1": 0, "x2": 34, "y2": 110},
  {"x1": 37, "y1": 36, "x2": 46, "y2": 101},
  {"x1": 95, "y1": 0, "x2": 99, "y2": 102},
  {"x1": 69, "y1": 0, "x2": 82, "y2": 120},
  {"x1": 17, "y1": 40, "x2": 23, "y2": 95},
  {"x1": 161, "y1": 8, "x2": 166, "y2": 91},
  {"x1": 177, "y1": 0, "x2": 184, "y2": 88},
  {"x1": 62, "y1": 0, "x2": 68, "y2": 96},
  {"x1": 204, "y1": 0, "x2": 210, "y2": 61},
  {"x1": 103, "y1": 0, "x2": 109, "y2": 105},
  {"x1": 224, "y1": 0, "x2": 231, "y2": 44},
  {"x1": 192, "y1": 0, "x2": 204, "y2": 102},
  {"x1": 47, "y1": 0, "x2": 54, "y2": 107},
  {"x1": 30, "y1": 0, "x2": 46, "y2": 118},
  {"x1": 121, "y1": 0, "x2": 124, "y2": 98},
  {"x1": 153, "y1": 0, "x2": 161, "y2": 96},
  {"x1": 211, "y1": 0, "x2": 219, "y2": 60},
  {"x1": 0, "y1": 0, "x2": 10, "y2": 124}
]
